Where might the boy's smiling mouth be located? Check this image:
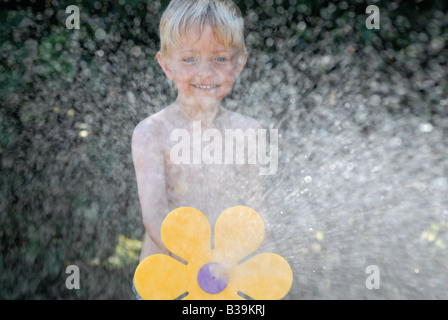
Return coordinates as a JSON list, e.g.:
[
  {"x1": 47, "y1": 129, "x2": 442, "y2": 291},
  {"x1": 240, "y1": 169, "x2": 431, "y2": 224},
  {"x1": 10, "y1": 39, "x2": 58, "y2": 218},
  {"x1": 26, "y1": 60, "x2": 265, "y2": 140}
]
[{"x1": 192, "y1": 84, "x2": 218, "y2": 89}]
